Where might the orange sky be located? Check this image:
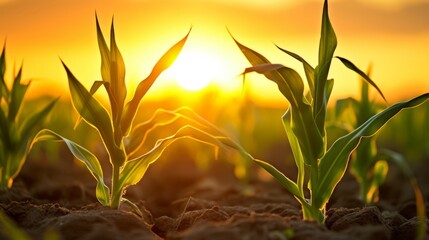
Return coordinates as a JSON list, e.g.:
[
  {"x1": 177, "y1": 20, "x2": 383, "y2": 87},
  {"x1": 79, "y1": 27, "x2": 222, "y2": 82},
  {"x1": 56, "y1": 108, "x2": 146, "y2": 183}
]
[{"x1": 0, "y1": 0, "x2": 428, "y2": 106}]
